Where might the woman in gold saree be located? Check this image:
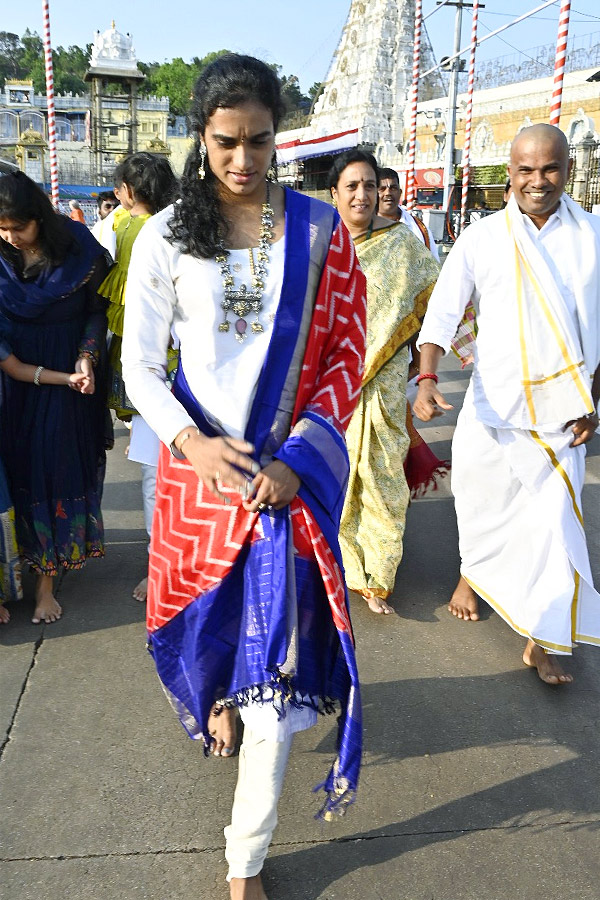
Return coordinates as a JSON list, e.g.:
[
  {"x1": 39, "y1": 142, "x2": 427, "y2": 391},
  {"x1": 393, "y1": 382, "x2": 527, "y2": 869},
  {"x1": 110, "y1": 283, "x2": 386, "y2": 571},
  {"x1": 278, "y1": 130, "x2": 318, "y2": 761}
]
[{"x1": 329, "y1": 150, "x2": 440, "y2": 613}]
